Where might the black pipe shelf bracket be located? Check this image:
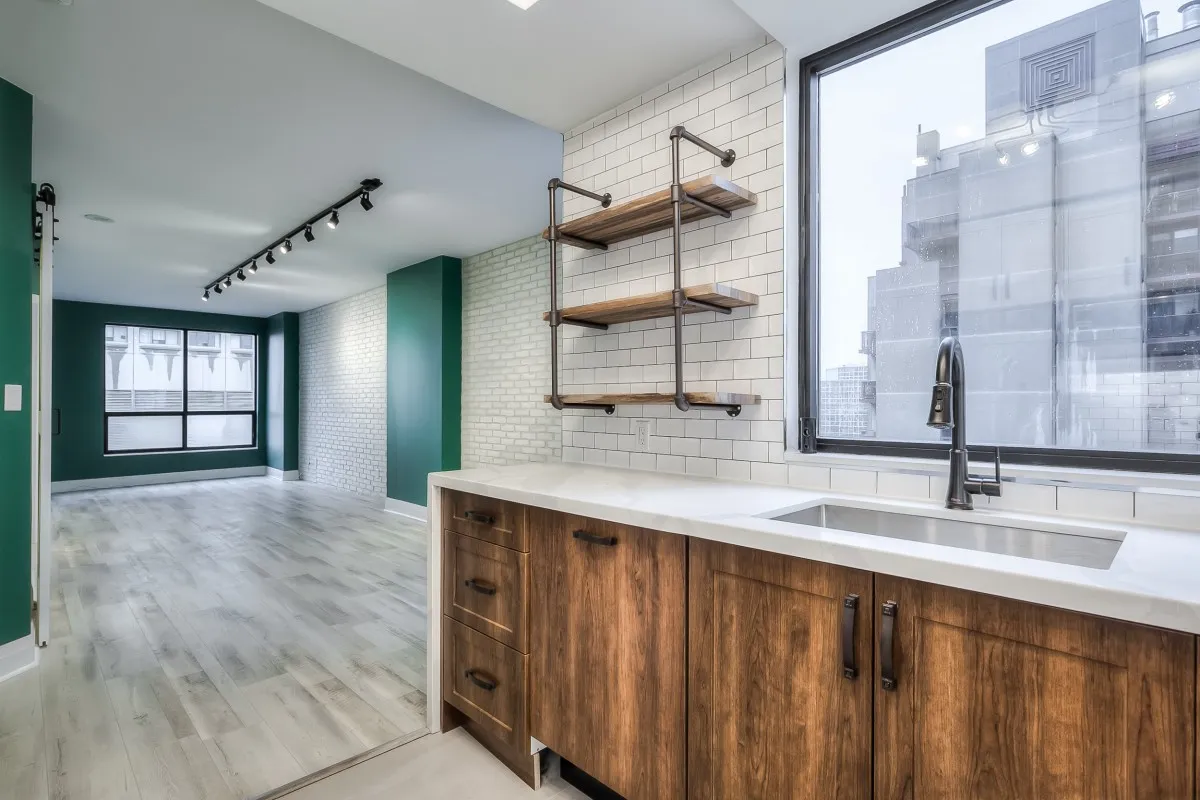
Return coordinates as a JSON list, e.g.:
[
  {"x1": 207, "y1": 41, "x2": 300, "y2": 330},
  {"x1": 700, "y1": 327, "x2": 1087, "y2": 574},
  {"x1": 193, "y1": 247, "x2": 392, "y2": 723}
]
[{"x1": 544, "y1": 126, "x2": 758, "y2": 418}]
